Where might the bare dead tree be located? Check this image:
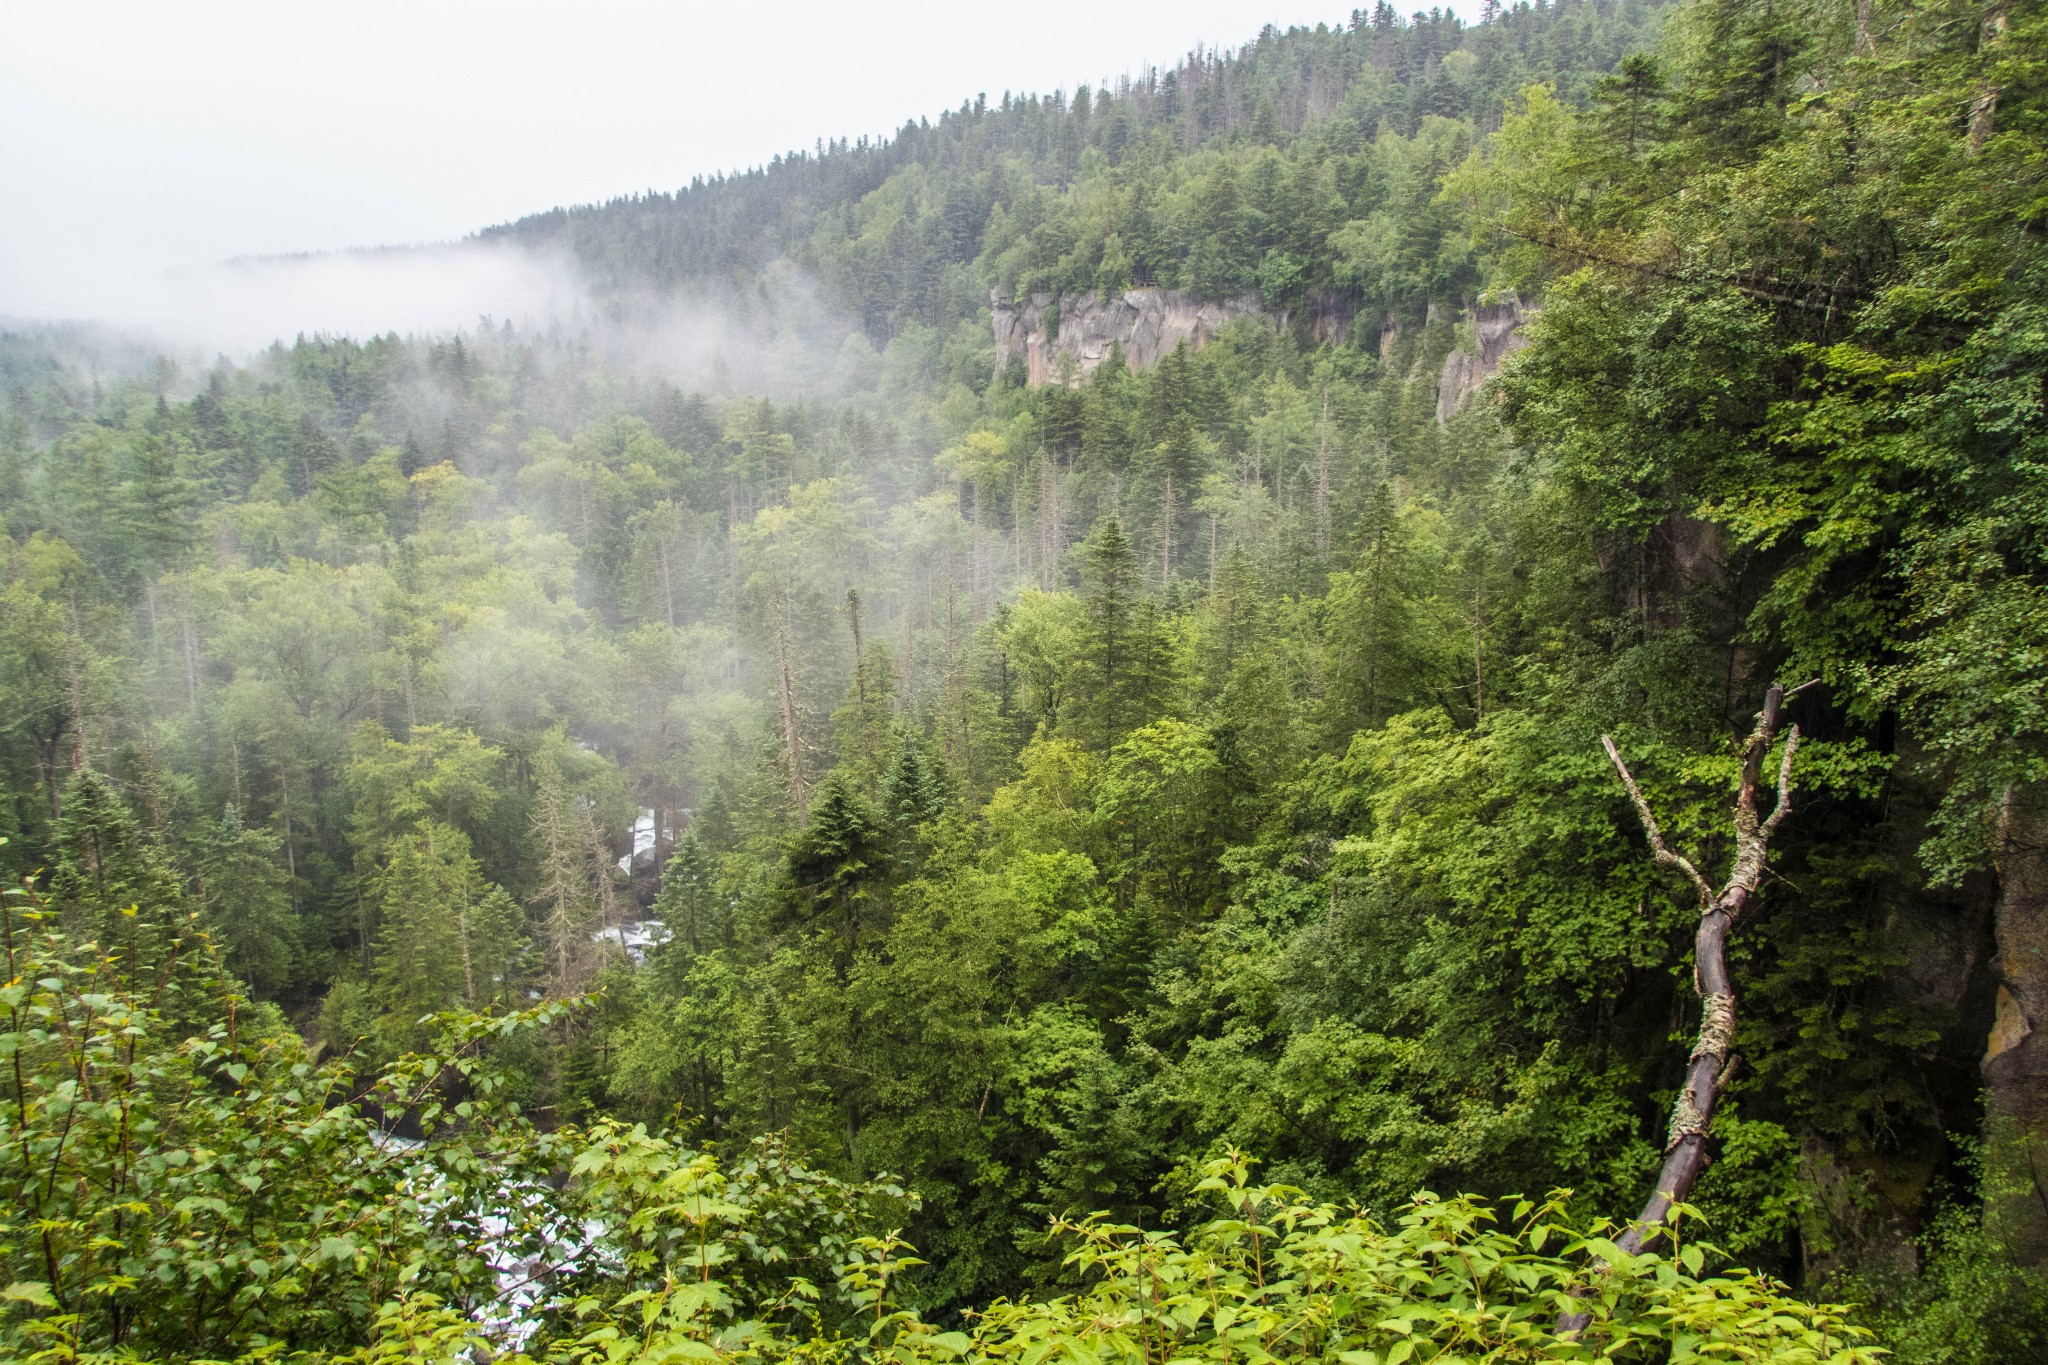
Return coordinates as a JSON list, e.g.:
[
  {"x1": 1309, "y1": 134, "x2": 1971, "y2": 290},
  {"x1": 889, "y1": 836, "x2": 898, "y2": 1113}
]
[
  {"x1": 1315, "y1": 392, "x2": 1333, "y2": 557},
  {"x1": 845, "y1": 588, "x2": 867, "y2": 709},
  {"x1": 772, "y1": 588, "x2": 808, "y2": 818},
  {"x1": 1560, "y1": 681, "x2": 1813, "y2": 1336}
]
